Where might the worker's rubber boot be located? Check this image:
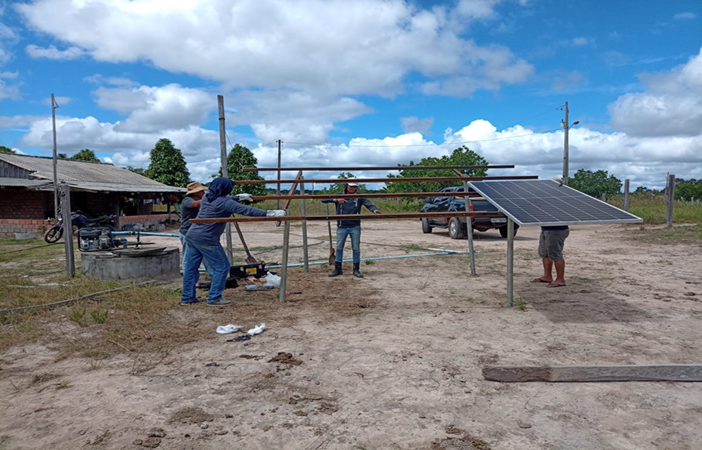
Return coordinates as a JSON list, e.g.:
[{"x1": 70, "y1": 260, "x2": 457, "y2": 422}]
[
  {"x1": 328, "y1": 262, "x2": 343, "y2": 277},
  {"x1": 353, "y1": 263, "x2": 364, "y2": 278}
]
